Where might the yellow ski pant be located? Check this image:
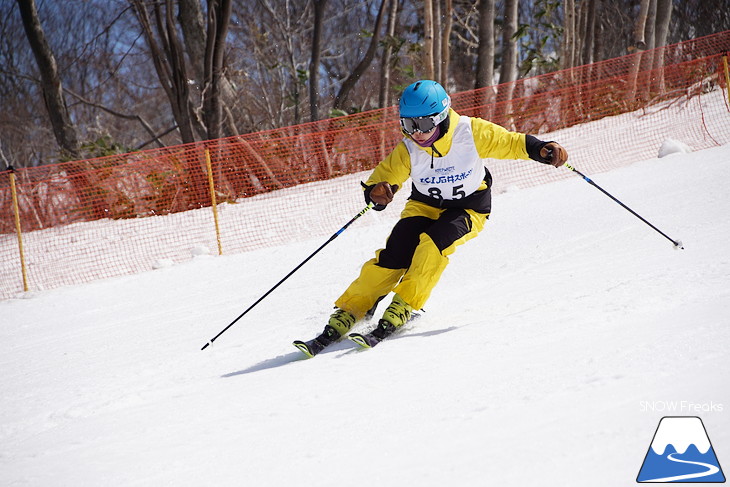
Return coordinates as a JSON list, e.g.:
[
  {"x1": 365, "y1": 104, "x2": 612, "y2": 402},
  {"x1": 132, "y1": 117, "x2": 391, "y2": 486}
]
[{"x1": 335, "y1": 200, "x2": 488, "y2": 318}]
